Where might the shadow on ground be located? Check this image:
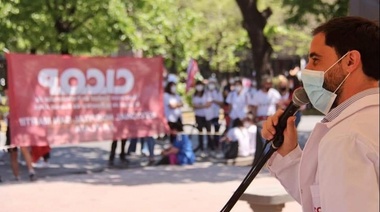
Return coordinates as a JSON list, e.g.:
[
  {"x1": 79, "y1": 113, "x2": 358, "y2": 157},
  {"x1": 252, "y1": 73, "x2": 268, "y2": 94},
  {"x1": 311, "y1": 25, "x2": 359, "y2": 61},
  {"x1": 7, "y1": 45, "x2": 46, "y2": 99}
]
[
  {"x1": 0, "y1": 130, "x2": 312, "y2": 184},
  {"x1": 22, "y1": 163, "x2": 271, "y2": 187}
]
